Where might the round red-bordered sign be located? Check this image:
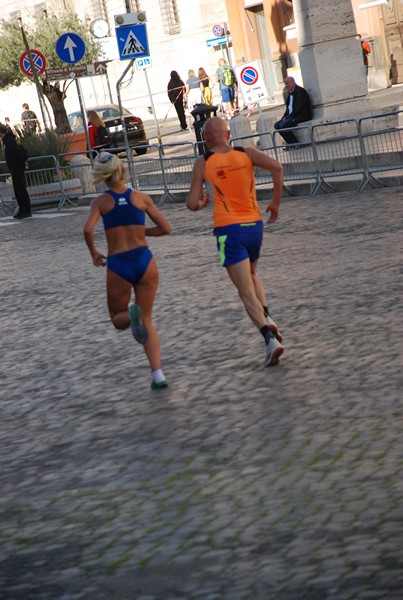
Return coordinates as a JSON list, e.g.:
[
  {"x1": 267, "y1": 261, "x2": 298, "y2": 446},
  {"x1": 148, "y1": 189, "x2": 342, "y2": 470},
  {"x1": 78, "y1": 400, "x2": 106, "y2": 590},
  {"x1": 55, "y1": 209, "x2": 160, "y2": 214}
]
[
  {"x1": 212, "y1": 24, "x2": 224, "y2": 37},
  {"x1": 240, "y1": 66, "x2": 259, "y2": 86},
  {"x1": 19, "y1": 49, "x2": 47, "y2": 77}
]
